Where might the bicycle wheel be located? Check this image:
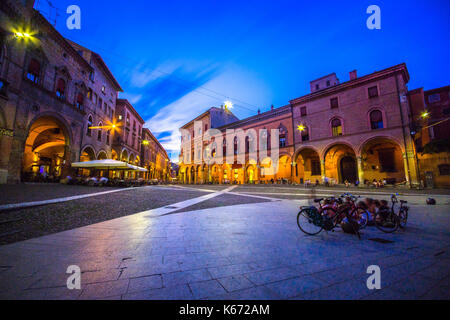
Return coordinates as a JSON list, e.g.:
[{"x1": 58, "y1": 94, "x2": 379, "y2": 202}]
[
  {"x1": 355, "y1": 208, "x2": 370, "y2": 229},
  {"x1": 297, "y1": 208, "x2": 323, "y2": 235},
  {"x1": 375, "y1": 211, "x2": 399, "y2": 233},
  {"x1": 398, "y1": 208, "x2": 408, "y2": 229}
]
